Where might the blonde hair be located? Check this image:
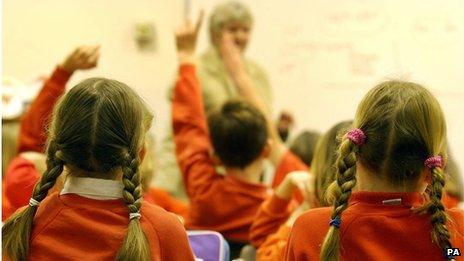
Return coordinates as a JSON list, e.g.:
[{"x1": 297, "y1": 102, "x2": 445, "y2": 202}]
[
  {"x1": 208, "y1": 1, "x2": 253, "y2": 44},
  {"x1": 2, "y1": 78, "x2": 154, "y2": 261},
  {"x1": 140, "y1": 134, "x2": 157, "y2": 192},
  {"x1": 320, "y1": 81, "x2": 450, "y2": 260},
  {"x1": 311, "y1": 121, "x2": 352, "y2": 207}
]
